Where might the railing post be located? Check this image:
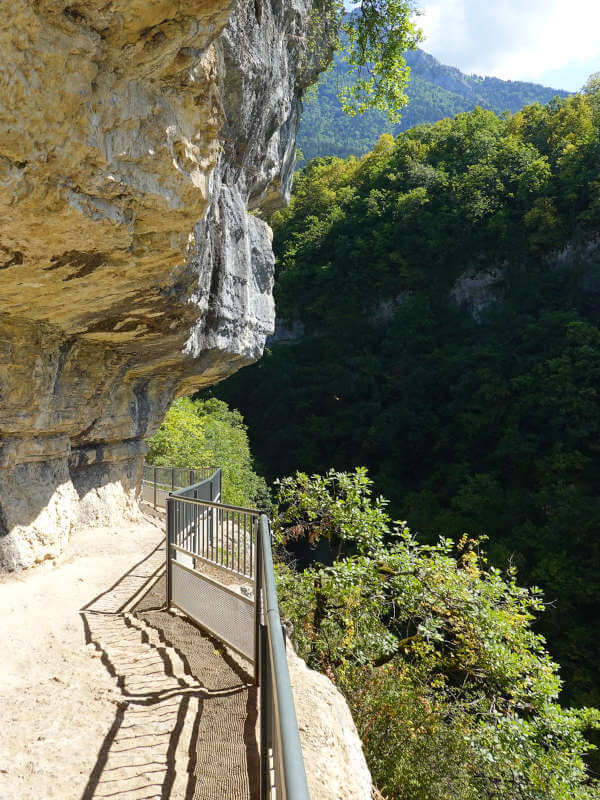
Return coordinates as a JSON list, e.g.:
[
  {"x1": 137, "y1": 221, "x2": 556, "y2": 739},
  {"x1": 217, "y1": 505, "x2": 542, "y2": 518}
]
[
  {"x1": 166, "y1": 497, "x2": 173, "y2": 607},
  {"x1": 259, "y1": 622, "x2": 270, "y2": 800},
  {"x1": 171, "y1": 467, "x2": 175, "y2": 492},
  {"x1": 153, "y1": 466, "x2": 157, "y2": 509},
  {"x1": 255, "y1": 520, "x2": 262, "y2": 683}
]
